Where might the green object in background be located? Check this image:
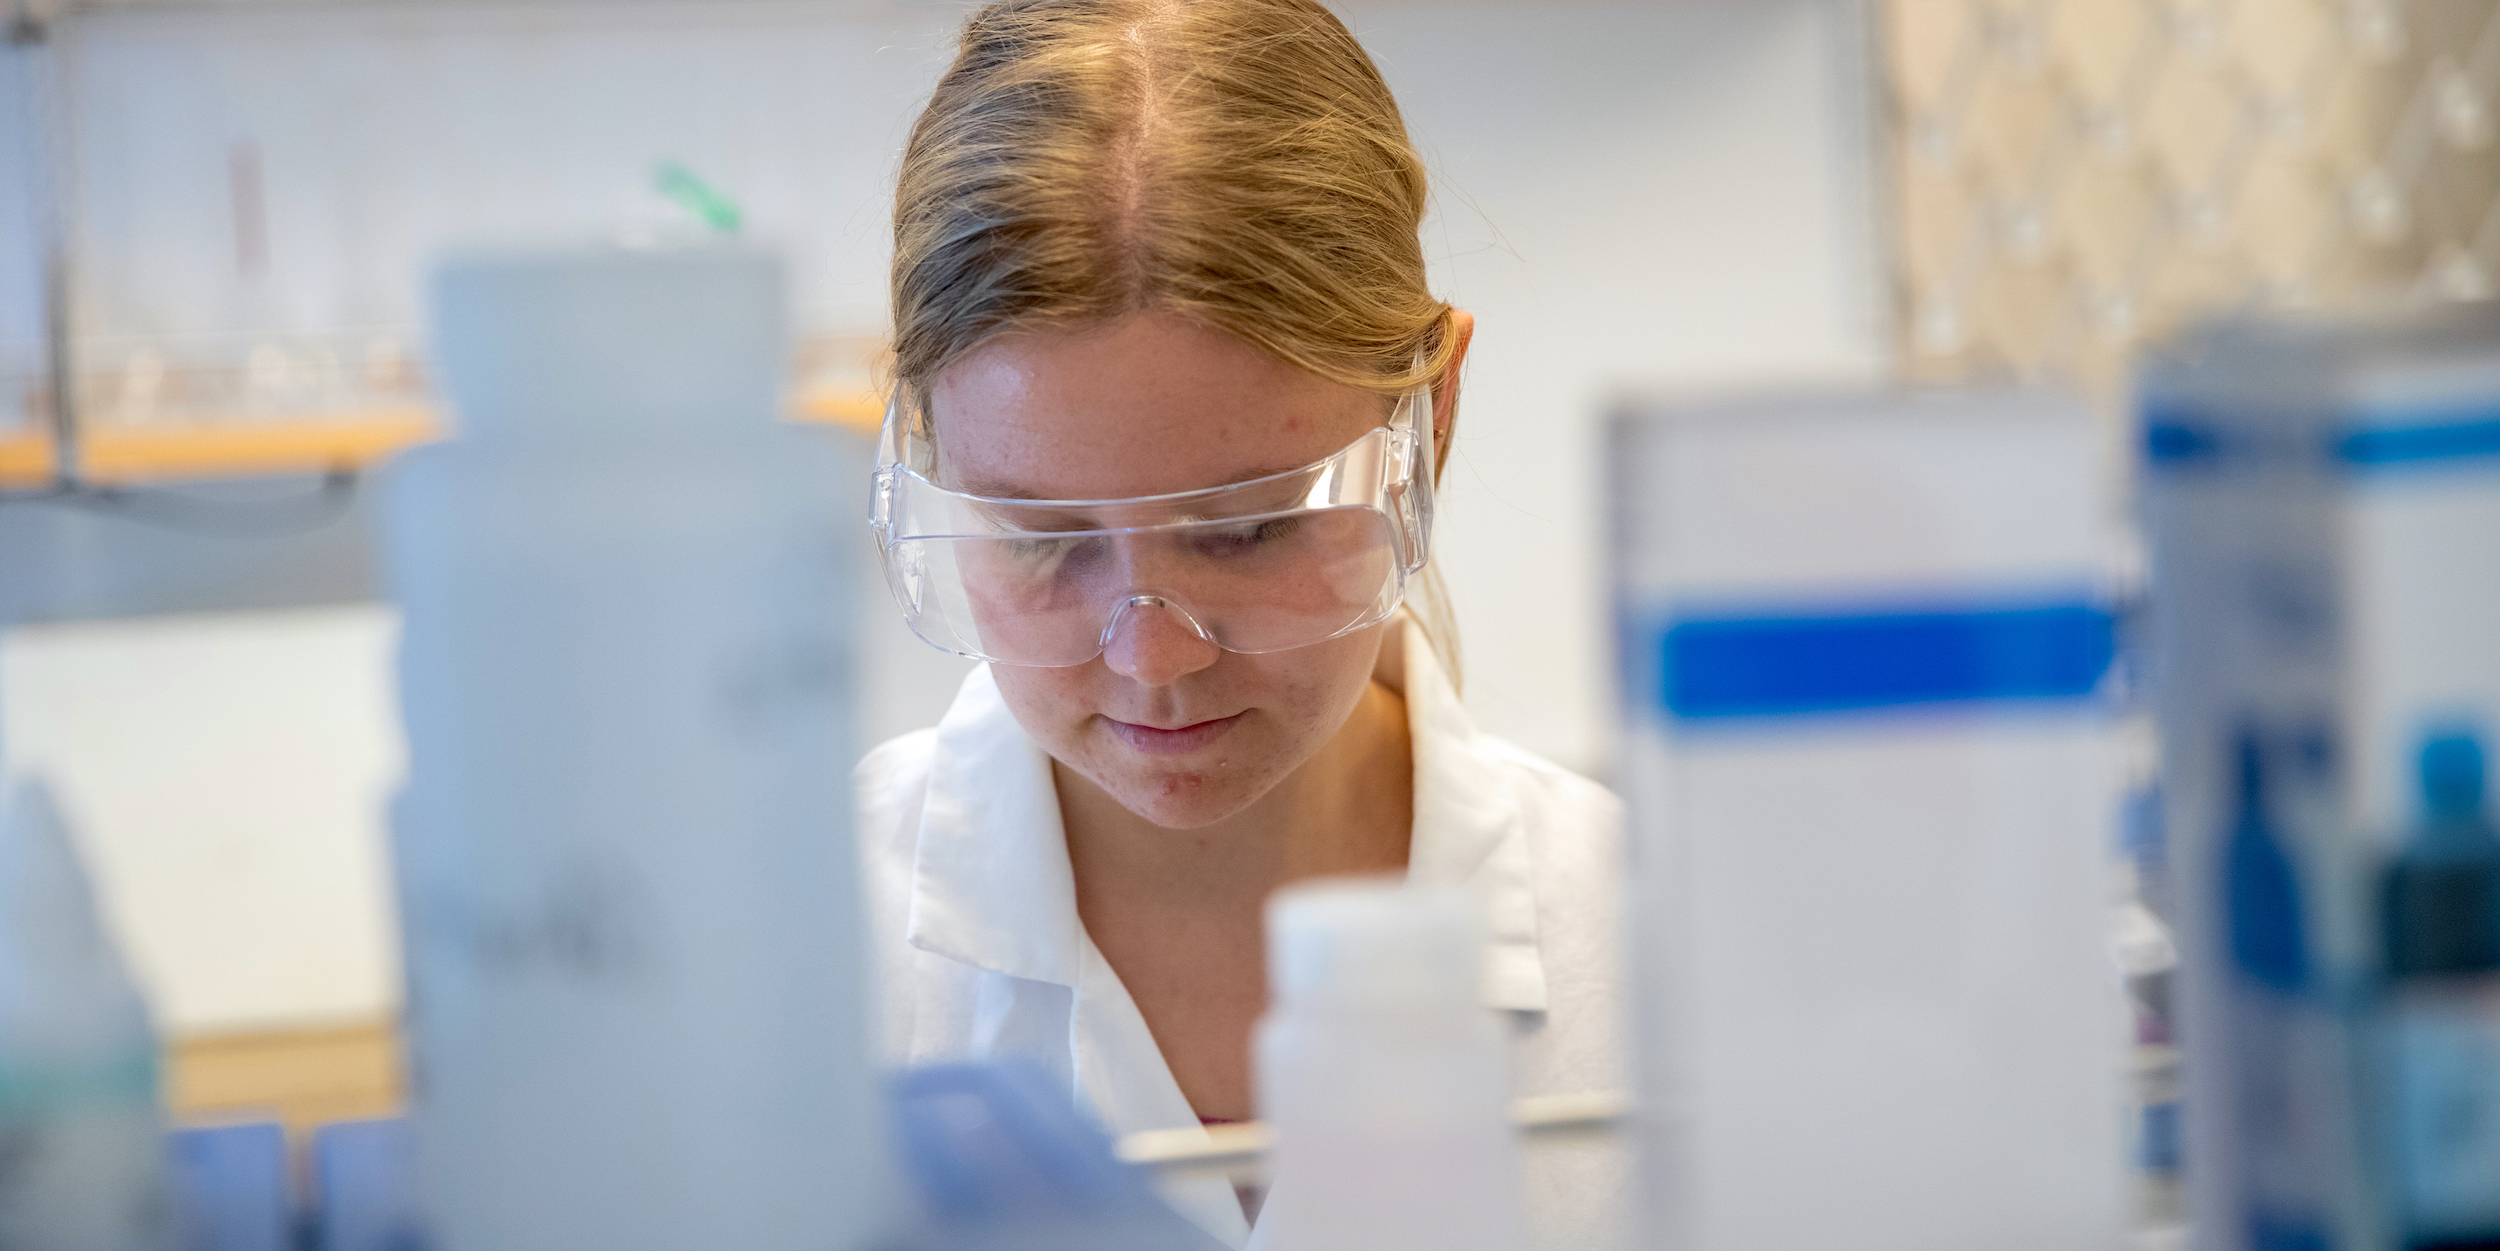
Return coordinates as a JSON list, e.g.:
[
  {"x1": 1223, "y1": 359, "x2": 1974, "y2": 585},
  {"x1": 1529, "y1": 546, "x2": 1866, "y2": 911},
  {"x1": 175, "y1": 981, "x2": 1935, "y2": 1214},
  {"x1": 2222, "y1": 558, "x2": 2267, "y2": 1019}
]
[{"x1": 655, "y1": 162, "x2": 742, "y2": 234}]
